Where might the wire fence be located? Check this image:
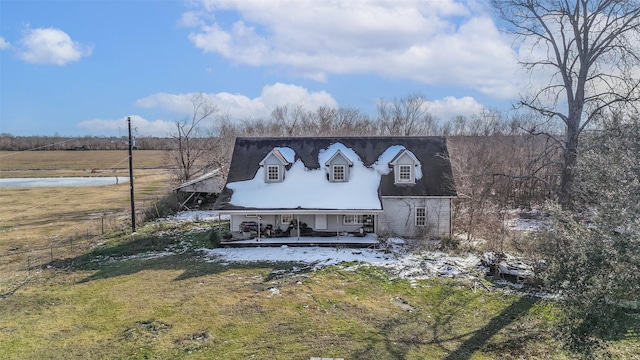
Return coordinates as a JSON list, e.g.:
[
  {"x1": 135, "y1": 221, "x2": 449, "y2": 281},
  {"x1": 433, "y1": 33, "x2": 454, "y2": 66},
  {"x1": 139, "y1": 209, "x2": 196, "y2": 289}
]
[{"x1": 0, "y1": 212, "x2": 134, "y2": 298}]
